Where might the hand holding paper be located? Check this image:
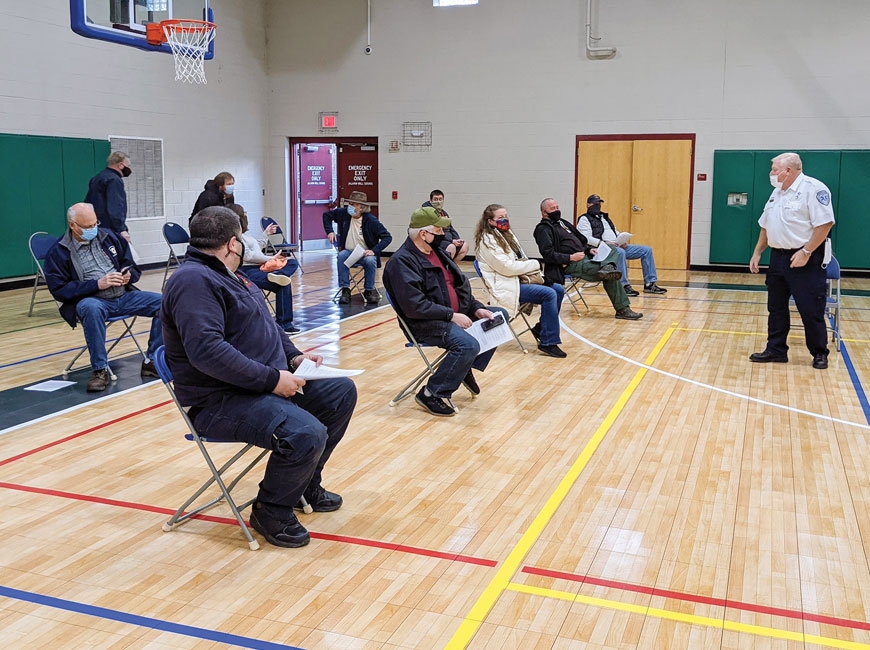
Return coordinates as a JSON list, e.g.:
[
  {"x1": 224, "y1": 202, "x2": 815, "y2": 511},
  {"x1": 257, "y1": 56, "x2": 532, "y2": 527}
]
[
  {"x1": 592, "y1": 241, "x2": 612, "y2": 262},
  {"x1": 615, "y1": 232, "x2": 632, "y2": 247},
  {"x1": 293, "y1": 358, "x2": 364, "y2": 380},
  {"x1": 343, "y1": 244, "x2": 366, "y2": 268}
]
